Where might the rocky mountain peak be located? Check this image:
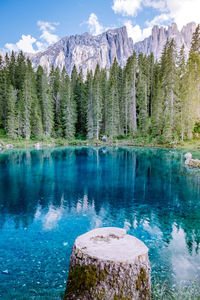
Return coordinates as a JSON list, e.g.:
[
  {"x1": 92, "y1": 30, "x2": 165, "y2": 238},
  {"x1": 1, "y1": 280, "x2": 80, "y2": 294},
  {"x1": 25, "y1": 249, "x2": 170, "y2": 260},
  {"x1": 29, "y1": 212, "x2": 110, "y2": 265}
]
[
  {"x1": 30, "y1": 26, "x2": 133, "y2": 77},
  {"x1": 134, "y1": 22, "x2": 197, "y2": 60},
  {"x1": 27, "y1": 22, "x2": 197, "y2": 75}
]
